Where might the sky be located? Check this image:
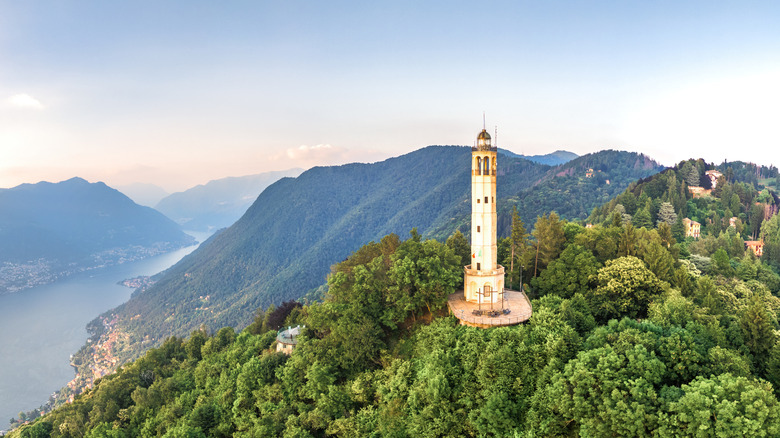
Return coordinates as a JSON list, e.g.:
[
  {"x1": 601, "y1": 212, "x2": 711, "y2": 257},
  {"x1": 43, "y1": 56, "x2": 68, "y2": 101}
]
[{"x1": 1, "y1": 1, "x2": 779, "y2": 192}]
